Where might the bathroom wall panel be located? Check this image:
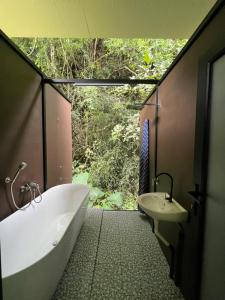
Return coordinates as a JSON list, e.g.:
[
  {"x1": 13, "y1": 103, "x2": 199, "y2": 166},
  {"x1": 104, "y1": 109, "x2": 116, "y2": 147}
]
[
  {"x1": 156, "y1": 50, "x2": 200, "y2": 300},
  {"x1": 157, "y1": 3, "x2": 225, "y2": 210},
  {"x1": 0, "y1": 37, "x2": 44, "y2": 220},
  {"x1": 157, "y1": 53, "x2": 197, "y2": 209},
  {"x1": 140, "y1": 4, "x2": 225, "y2": 300},
  {"x1": 45, "y1": 84, "x2": 72, "y2": 188}
]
